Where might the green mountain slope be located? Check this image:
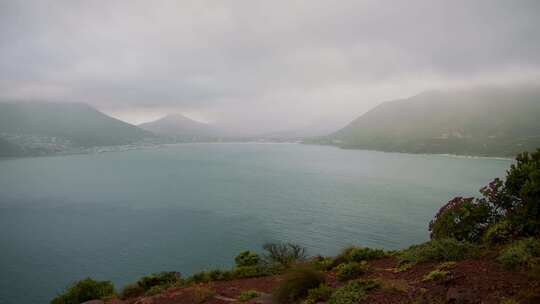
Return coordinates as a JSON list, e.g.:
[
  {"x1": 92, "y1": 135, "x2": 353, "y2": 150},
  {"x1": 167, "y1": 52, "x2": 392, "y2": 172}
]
[
  {"x1": 319, "y1": 86, "x2": 540, "y2": 156},
  {"x1": 0, "y1": 102, "x2": 152, "y2": 155}
]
